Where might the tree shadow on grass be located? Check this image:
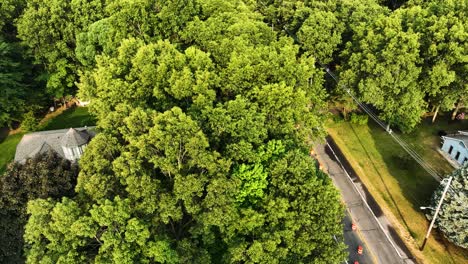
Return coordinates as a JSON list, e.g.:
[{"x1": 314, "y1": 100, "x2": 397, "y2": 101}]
[
  {"x1": 433, "y1": 229, "x2": 459, "y2": 264},
  {"x1": 348, "y1": 123, "x2": 413, "y2": 234},
  {"x1": 363, "y1": 118, "x2": 468, "y2": 263},
  {"x1": 325, "y1": 136, "x2": 384, "y2": 218},
  {"x1": 326, "y1": 133, "x2": 415, "y2": 260},
  {"x1": 0, "y1": 127, "x2": 9, "y2": 143}
]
